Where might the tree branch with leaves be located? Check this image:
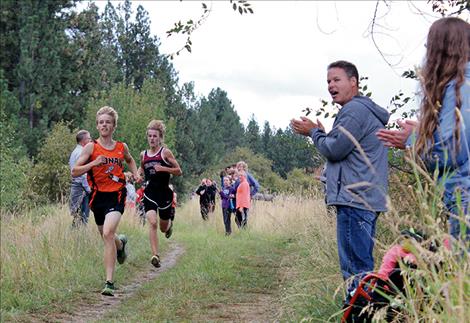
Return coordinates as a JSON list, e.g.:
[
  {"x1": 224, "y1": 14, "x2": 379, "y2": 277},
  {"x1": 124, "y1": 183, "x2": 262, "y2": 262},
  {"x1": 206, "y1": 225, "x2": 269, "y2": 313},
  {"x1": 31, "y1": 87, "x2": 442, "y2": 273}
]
[{"x1": 166, "y1": 1, "x2": 254, "y2": 59}]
